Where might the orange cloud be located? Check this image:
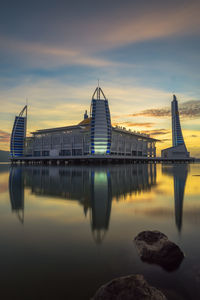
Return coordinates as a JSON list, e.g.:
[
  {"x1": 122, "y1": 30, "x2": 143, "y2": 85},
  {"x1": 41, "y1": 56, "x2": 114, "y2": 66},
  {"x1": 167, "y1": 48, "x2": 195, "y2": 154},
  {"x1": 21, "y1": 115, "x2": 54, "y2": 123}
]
[
  {"x1": 0, "y1": 130, "x2": 10, "y2": 143},
  {"x1": 112, "y1": 122, "x2": 155, "y2": 128},
  {"x1": 129, "y1": 100, "x2": 200, "y2": 119},
  {"x1": 141, "y1": 129, "x2": 170, "y2": 136}
]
